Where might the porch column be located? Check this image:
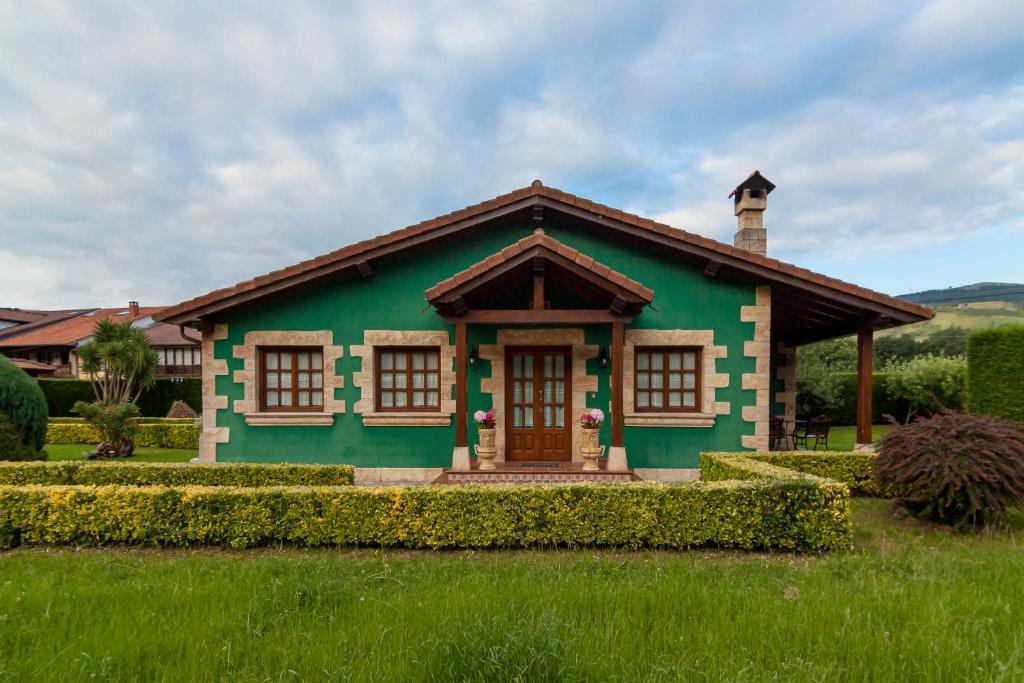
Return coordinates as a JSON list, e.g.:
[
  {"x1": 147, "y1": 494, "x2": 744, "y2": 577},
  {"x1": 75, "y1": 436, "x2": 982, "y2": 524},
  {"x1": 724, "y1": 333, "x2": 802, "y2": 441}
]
[
  {"x1": 855, "y1": 321, "x2": 874, "y2": 450},
  {"x1": 451, "y1": 321, "x2": 470, "y2": 470},
  {"x1": 605, "y1": 321, "x2": 629, "y2": 471},
  {"x1": 455, "y1": 321, "x2": 468, "y2": 448}
]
